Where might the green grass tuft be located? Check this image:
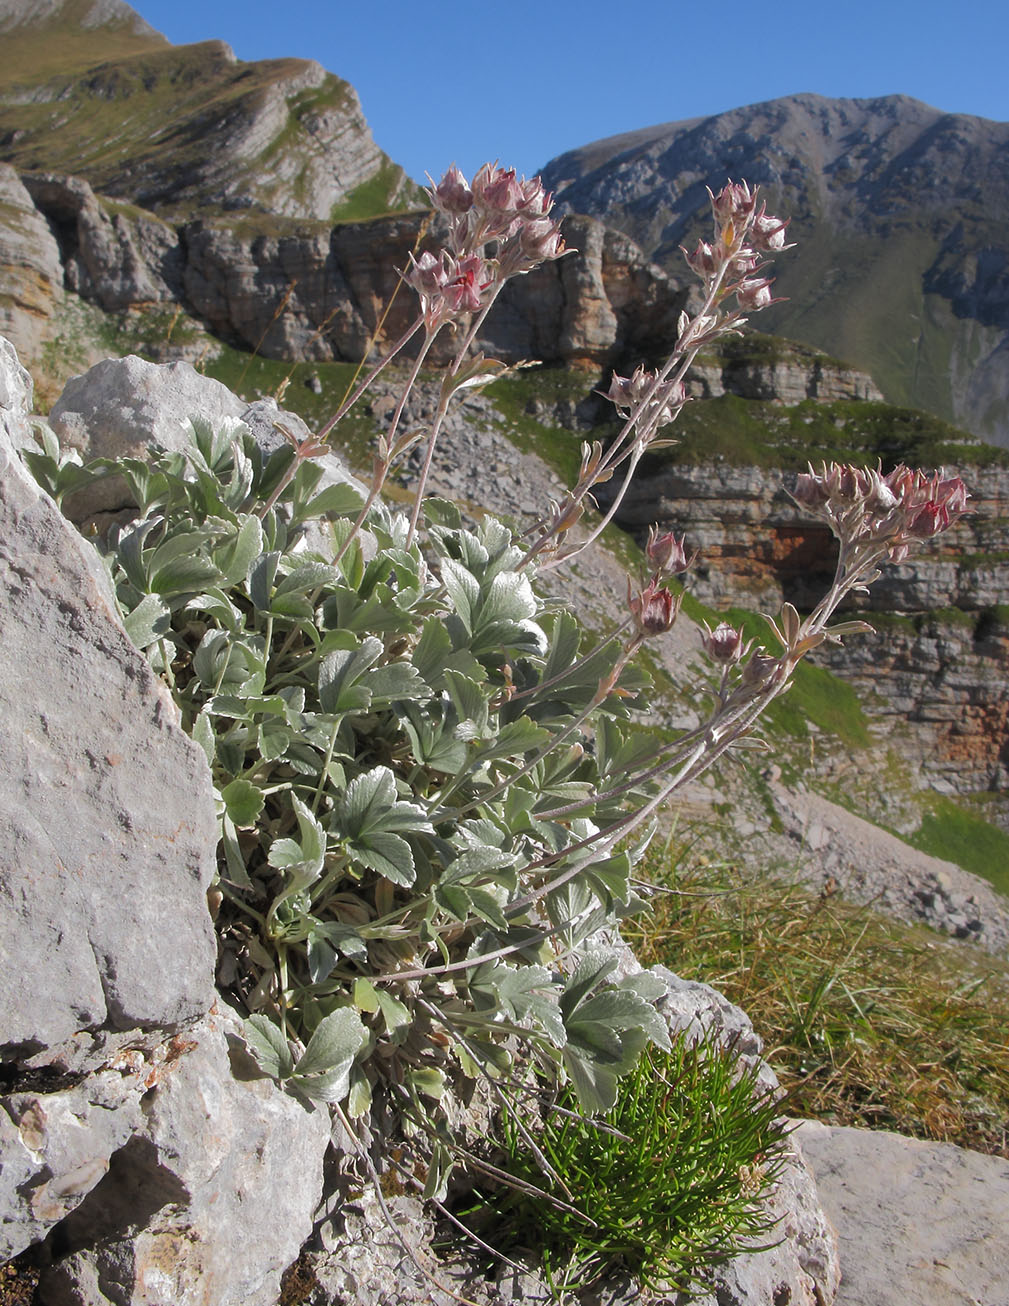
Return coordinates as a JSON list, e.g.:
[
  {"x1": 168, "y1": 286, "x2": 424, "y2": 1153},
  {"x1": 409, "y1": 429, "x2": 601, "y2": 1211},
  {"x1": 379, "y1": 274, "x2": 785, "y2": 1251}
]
[{"x1": 628, "y1": 843, "x2": 1009, "y2": 1159}]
